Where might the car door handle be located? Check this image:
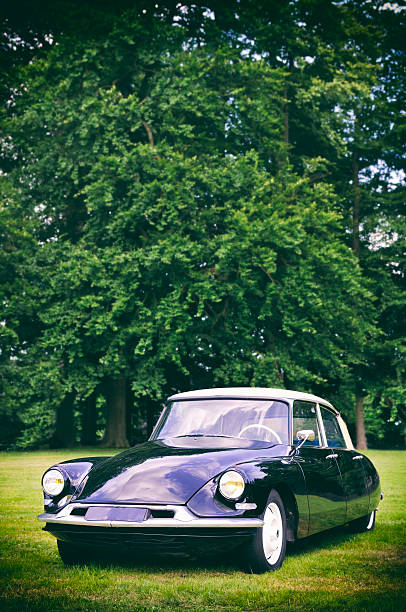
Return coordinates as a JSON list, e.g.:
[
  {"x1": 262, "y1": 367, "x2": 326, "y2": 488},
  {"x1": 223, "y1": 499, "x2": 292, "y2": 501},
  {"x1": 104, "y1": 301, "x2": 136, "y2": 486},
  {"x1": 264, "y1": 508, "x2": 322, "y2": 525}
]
[
  {"x1": 326, "y1": 453, "x2": 338, "y2": 459},
  {"x1": 353, "y1": 455, "x2": 363, "y2": 460}
]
